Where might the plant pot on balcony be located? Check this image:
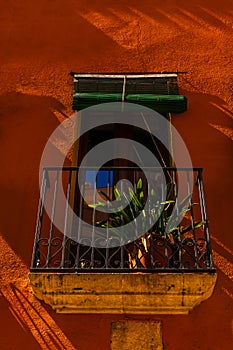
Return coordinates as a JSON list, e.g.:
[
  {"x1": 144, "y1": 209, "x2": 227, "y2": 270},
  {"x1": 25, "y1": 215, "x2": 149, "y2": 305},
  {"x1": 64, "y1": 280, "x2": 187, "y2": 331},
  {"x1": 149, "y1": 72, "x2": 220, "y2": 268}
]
[
  {"x1": 169, "y1": 235, "x2": 209, "y2": 269},
  {"x1": 181, "y1": 238, "x2": 197, "y2": 268},
  {"x1": 196, "y1": 238, "x2": 209, "y2": 268},
  {"x1": 127, "y1": 233, "x2": 174, "y2": 269},
  {"x1": 148, "y1": 233, "x2": 173, "y2": 268},
  {"x1": 127, "y1": 237, "x2": 151, "y2": 269},
  {"x1": 181, "y1": 239, "x2": 209, "y2": 269}
]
